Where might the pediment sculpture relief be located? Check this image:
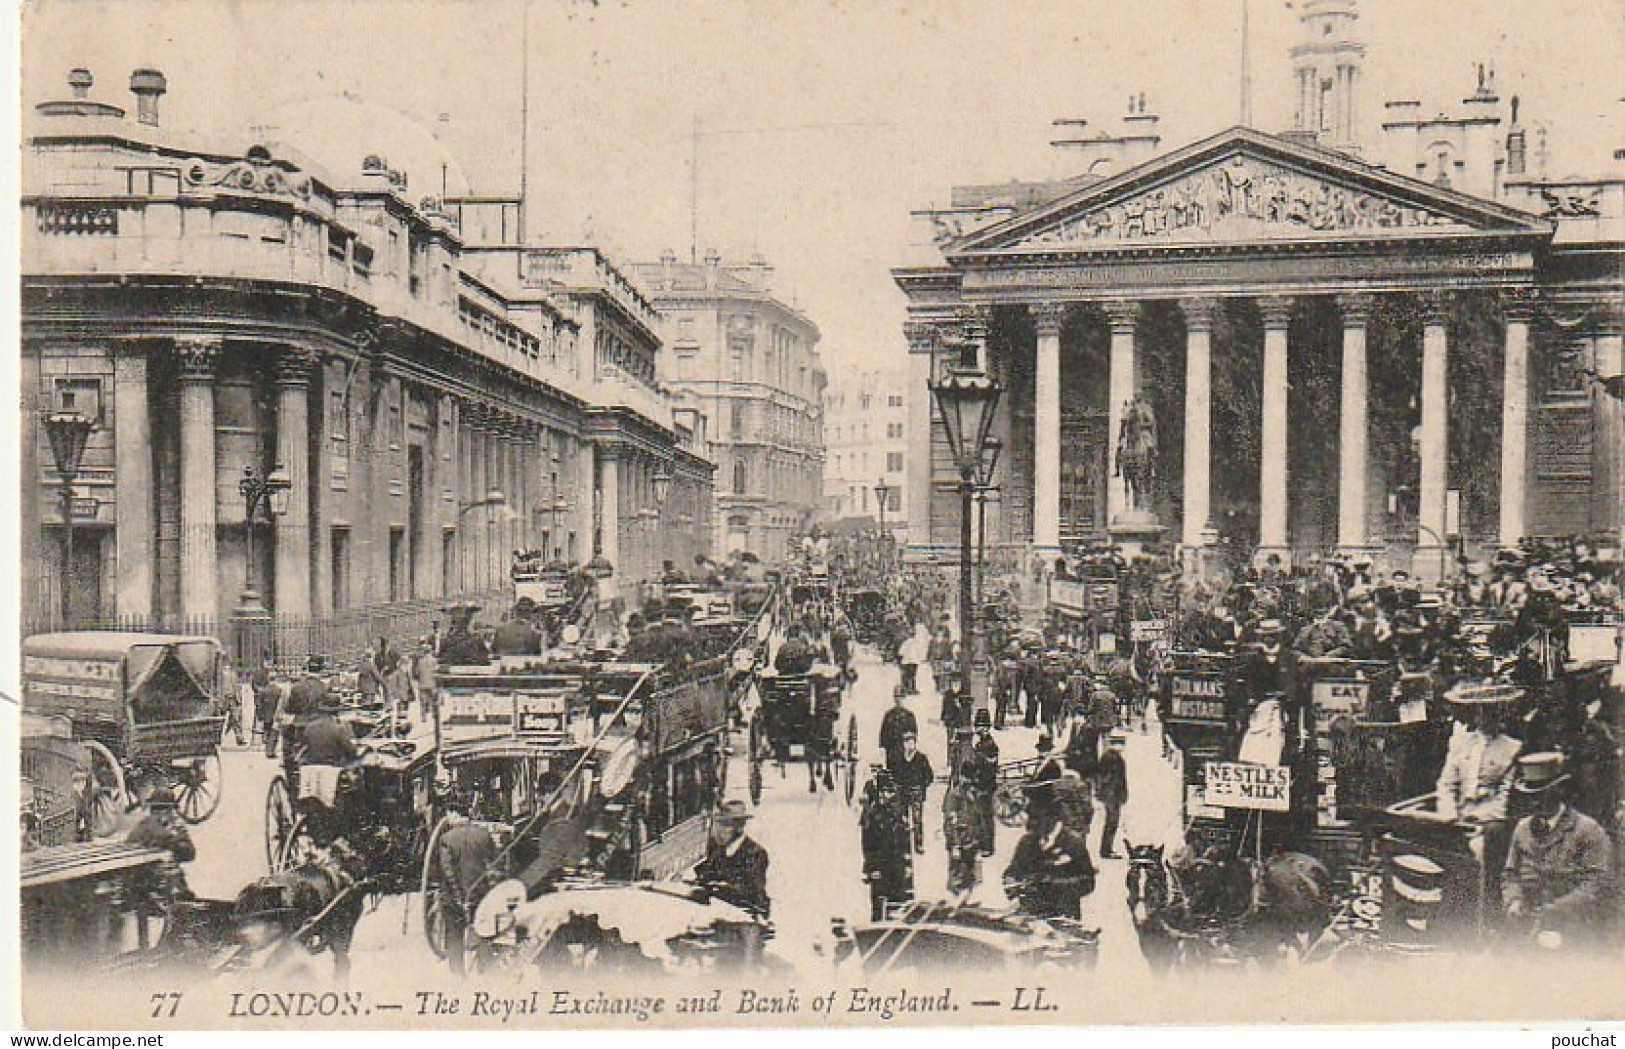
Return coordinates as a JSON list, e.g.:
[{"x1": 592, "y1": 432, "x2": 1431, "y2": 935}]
[{"x1": 1013, "y1": 155, "x2": 1467, "y2": 249}]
